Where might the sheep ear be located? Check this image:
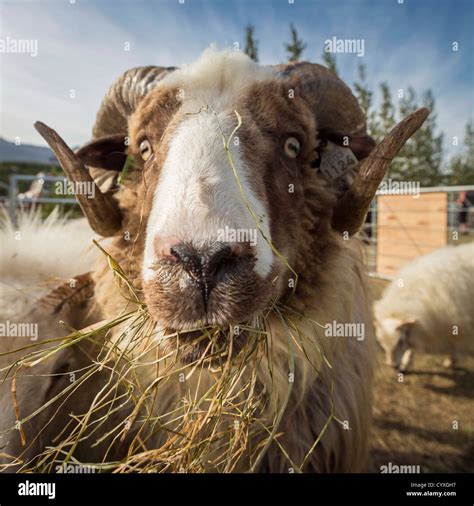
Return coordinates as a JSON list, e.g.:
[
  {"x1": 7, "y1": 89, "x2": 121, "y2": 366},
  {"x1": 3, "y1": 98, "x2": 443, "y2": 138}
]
[
  {"x1": 75, "y1": 134, "x2": 129, "y2": 193},
  {"x1": 396, "y1": 318, "x2": 416, "y2": 330},
  {"x1": 396, "y1": 319, "x2": 416, "y2": 343},
  {"x1": 75, "y1": 134, "x2": 128, "y2": 172},
  {"x1": 379, "y1": 317, "x2": 413, "y2": 334}
]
